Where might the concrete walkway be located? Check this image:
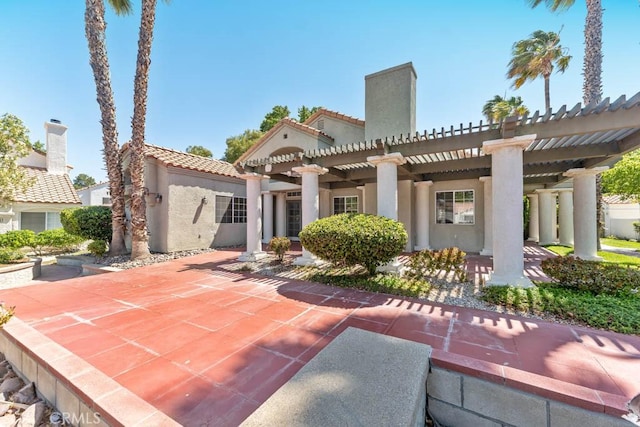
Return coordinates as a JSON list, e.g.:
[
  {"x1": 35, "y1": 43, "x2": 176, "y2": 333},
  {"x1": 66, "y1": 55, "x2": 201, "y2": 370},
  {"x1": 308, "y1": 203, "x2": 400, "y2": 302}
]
[{"x1": 0, "y1": 248, "x2": 637, "y2": 425}]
